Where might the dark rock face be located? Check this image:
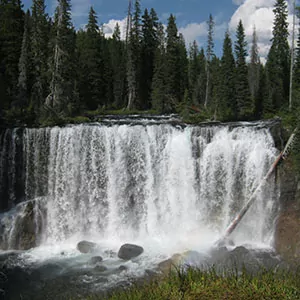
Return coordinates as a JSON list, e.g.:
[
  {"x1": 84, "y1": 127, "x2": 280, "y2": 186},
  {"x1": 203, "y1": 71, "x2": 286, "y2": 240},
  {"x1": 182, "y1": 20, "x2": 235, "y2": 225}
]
[
  {"x1": 117, "y1": 244, "x2": 144, "y2": 260},
  {"x1": 77, "y1": 241, "x2": 97, "y2": 253}
]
